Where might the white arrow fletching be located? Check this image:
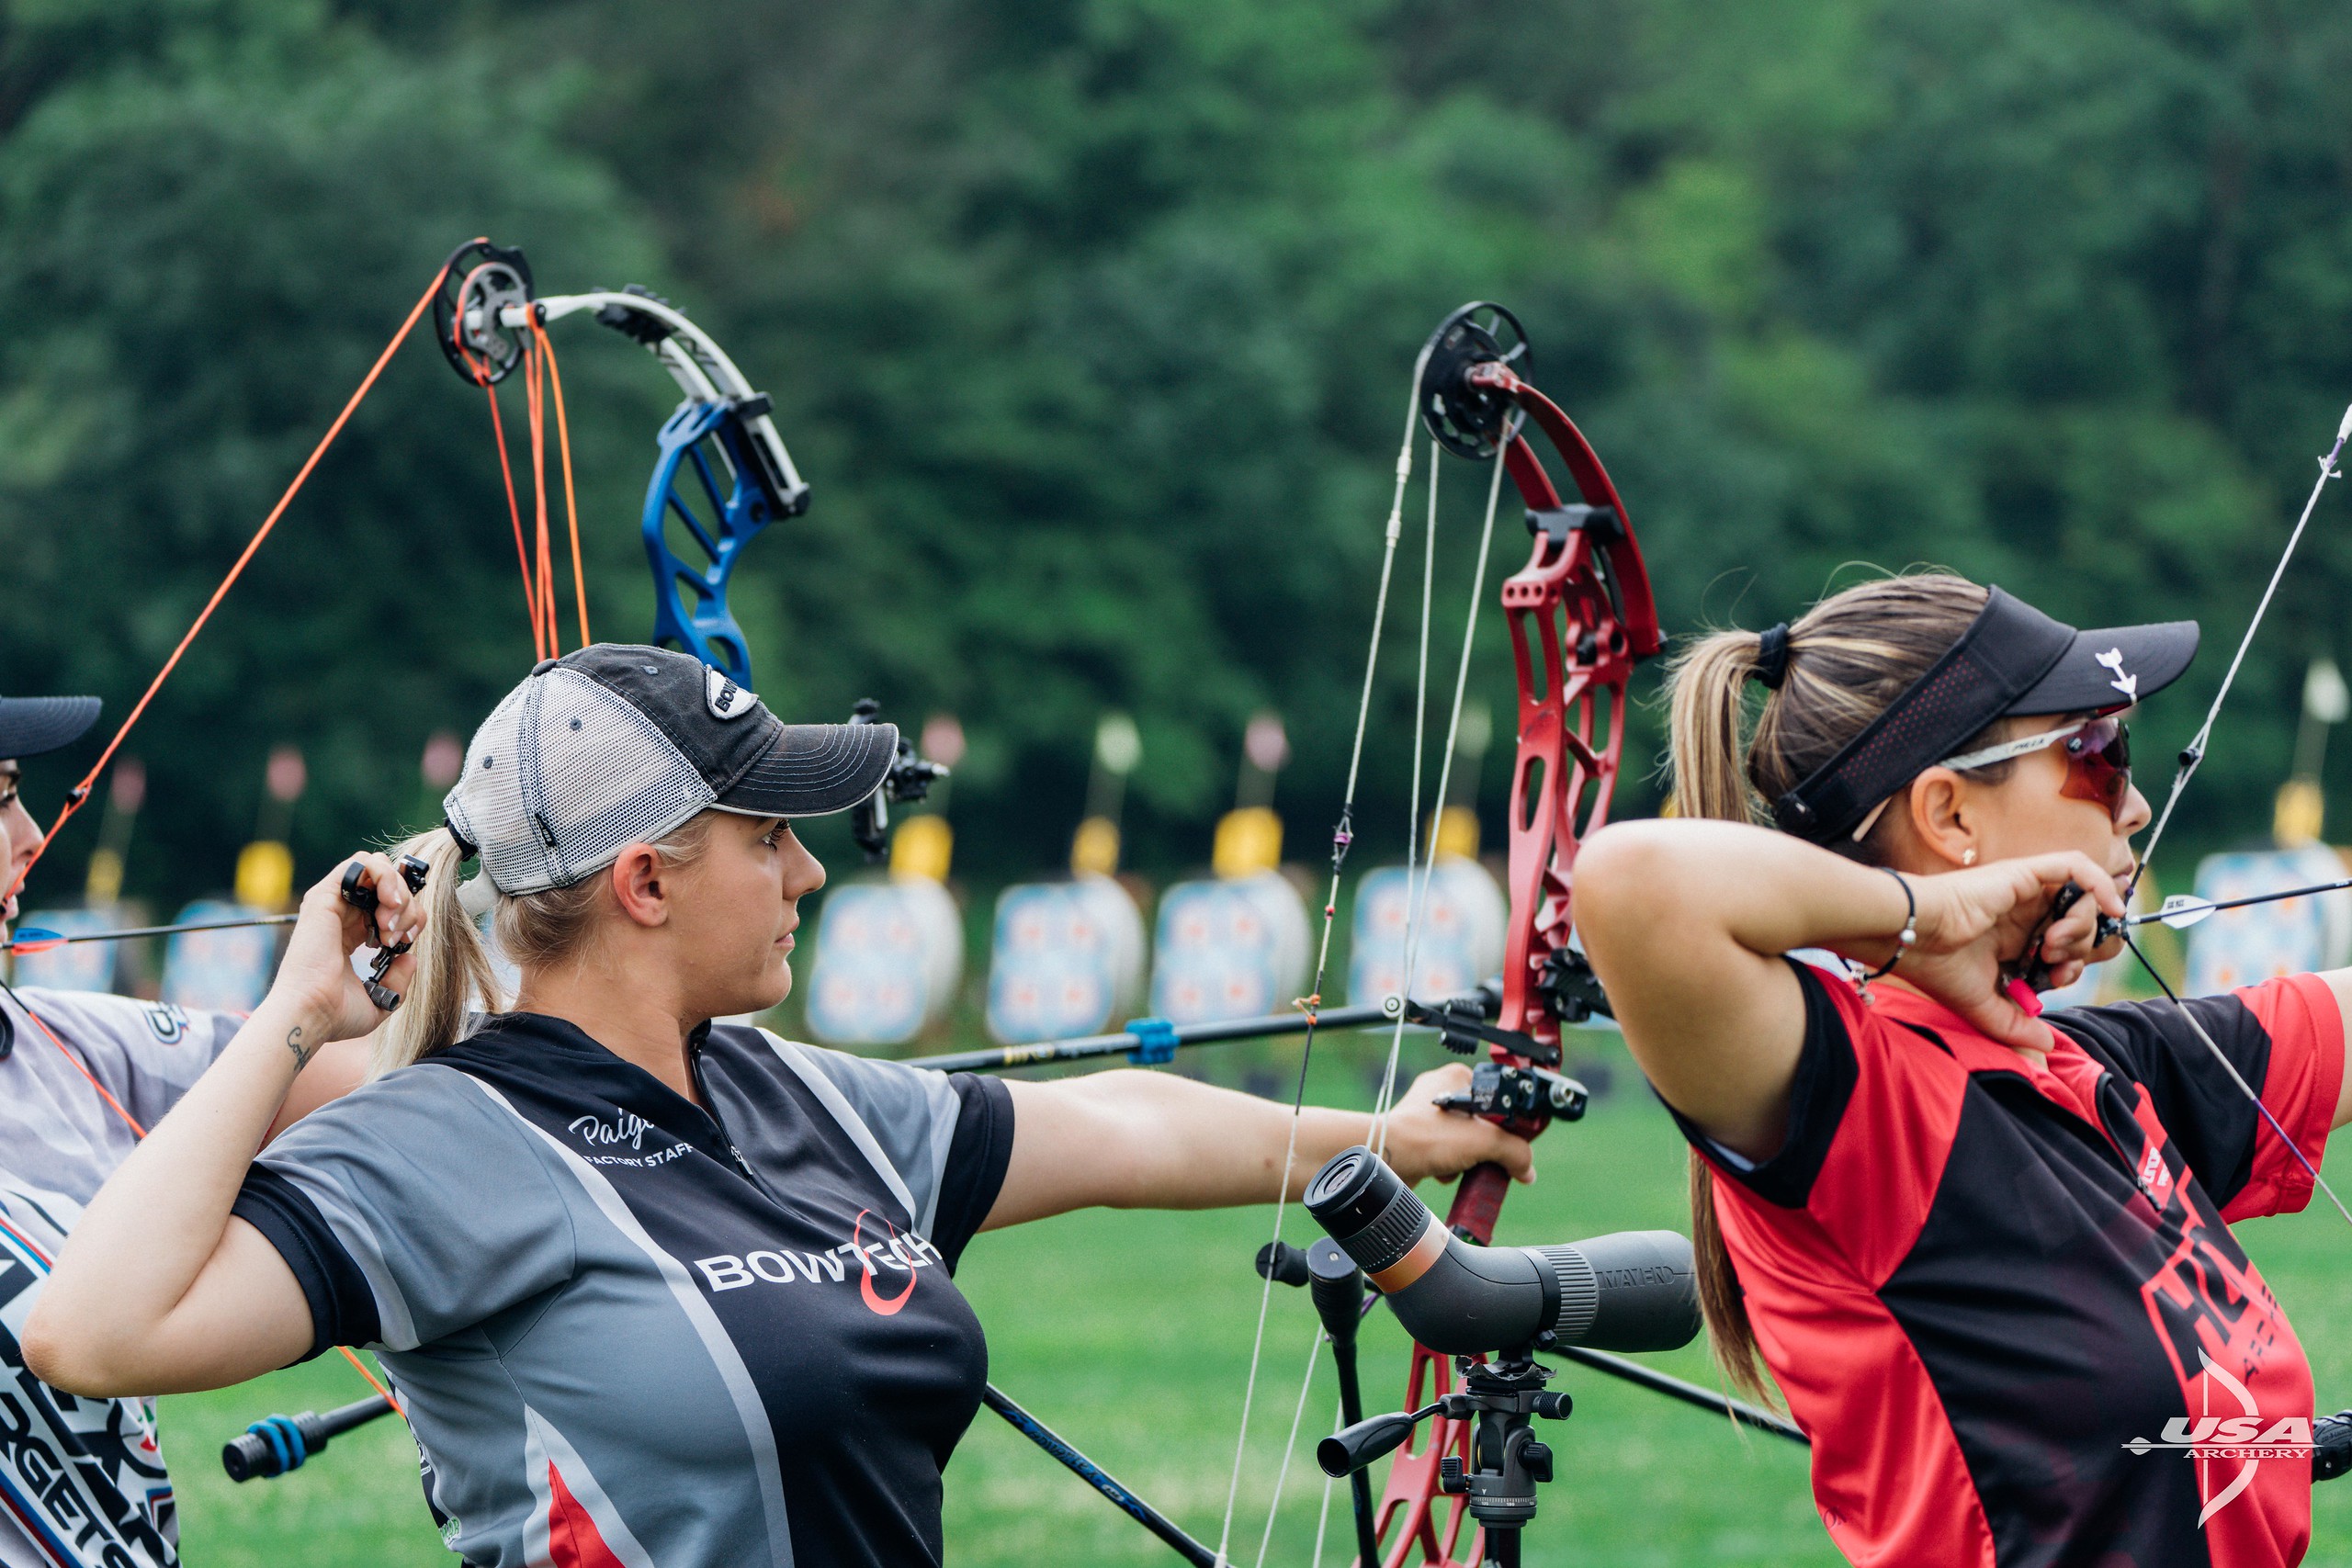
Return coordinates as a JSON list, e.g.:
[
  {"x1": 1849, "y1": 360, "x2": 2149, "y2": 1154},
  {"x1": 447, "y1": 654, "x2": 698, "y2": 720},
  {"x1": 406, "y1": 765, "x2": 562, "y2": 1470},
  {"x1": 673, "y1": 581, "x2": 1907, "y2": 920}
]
[{"x1": 2155, "y1": 895, "x2": 2219, "y2": 930}]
